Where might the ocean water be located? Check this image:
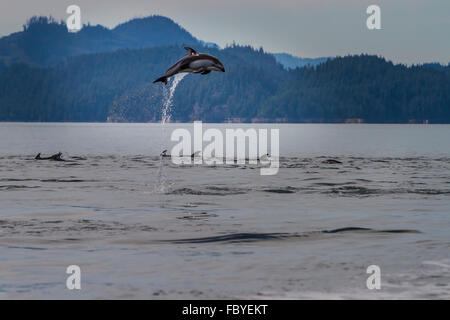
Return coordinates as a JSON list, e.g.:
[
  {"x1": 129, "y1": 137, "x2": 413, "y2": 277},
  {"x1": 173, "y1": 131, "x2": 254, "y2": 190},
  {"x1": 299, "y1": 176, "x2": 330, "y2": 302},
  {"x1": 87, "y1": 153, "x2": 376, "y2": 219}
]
[{"x1": 0, "y1": 122, "x2": 449, "y2": 299}]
